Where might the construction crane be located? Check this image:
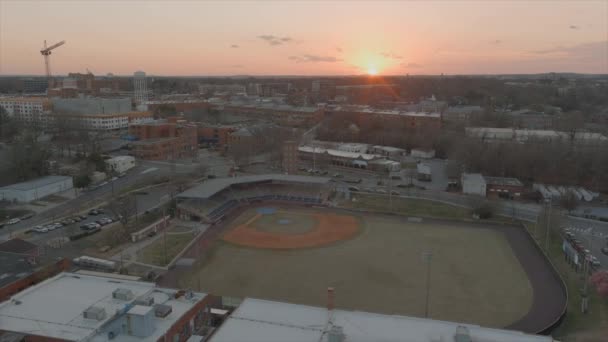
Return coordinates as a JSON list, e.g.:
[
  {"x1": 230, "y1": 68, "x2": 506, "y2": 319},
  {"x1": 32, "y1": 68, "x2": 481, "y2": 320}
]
[{"x1": 40, "y1": 40, "x2": 65, "y2": 84}]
